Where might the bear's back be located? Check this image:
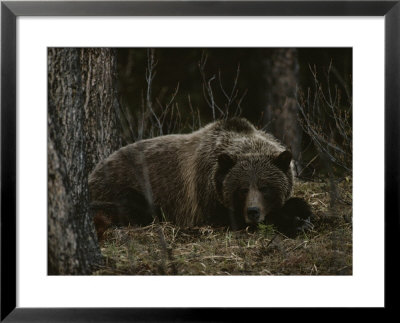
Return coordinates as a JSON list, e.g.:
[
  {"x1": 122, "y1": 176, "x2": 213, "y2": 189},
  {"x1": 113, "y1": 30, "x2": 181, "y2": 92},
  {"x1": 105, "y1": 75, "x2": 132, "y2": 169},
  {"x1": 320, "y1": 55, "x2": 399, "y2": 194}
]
[{"x1": 202, "y1": 118, "x2": 286, "y2": 157}]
